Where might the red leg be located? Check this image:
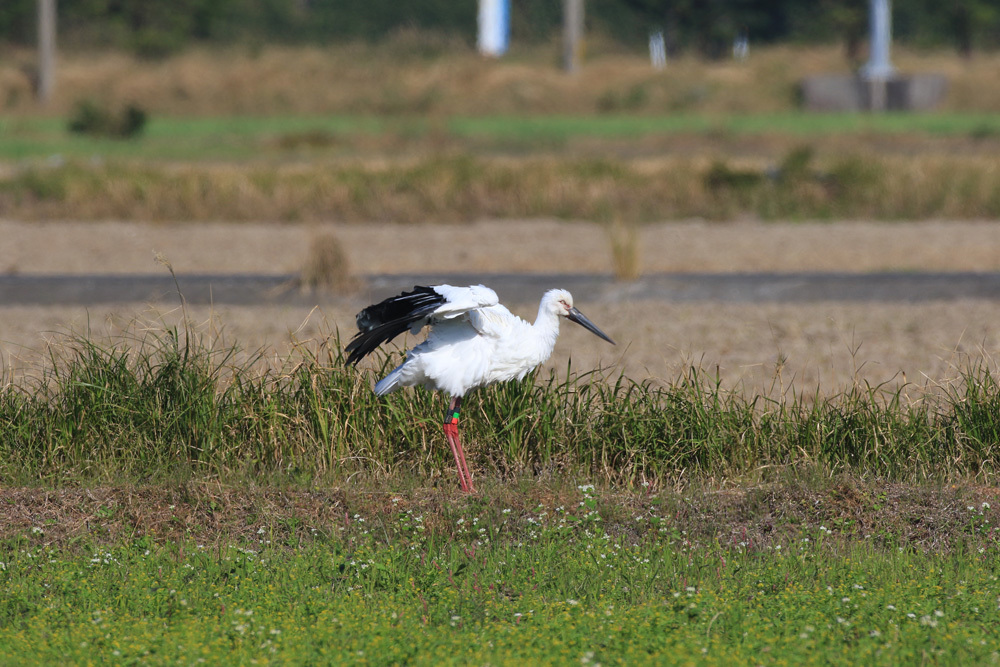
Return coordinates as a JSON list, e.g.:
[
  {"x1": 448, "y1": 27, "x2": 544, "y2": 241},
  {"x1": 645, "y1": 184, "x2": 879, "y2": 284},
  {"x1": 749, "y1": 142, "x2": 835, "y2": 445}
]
[
  {"x1": 452, "y1": 425, "x2": 476, "y2": 495},
  {"x1": 444, "y1": 422, "x2": 470, "y2": 493},
  {"x1": 444, "y1": 397, "x2": 475, "y2": 493}
]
